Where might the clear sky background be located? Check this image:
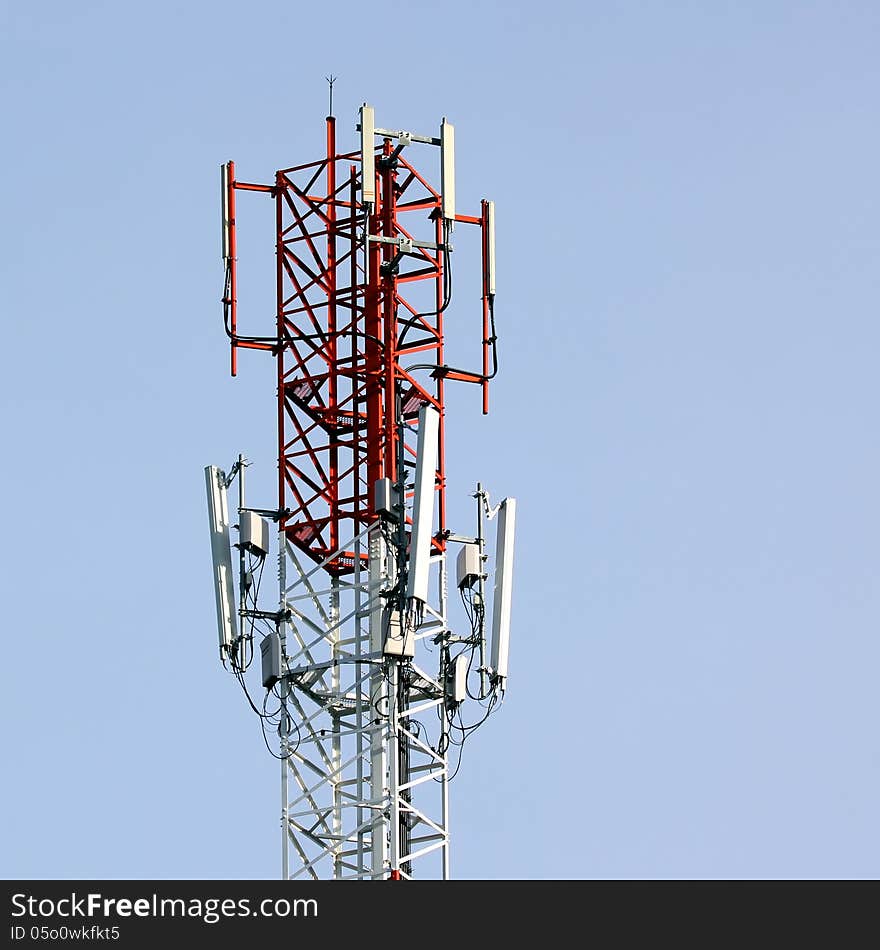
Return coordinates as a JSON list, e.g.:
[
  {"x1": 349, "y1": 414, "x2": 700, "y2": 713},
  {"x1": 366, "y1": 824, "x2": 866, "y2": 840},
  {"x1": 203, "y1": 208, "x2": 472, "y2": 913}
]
[{"x1": 2, "y1": 1, "x2": 878, "y2": 880}]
